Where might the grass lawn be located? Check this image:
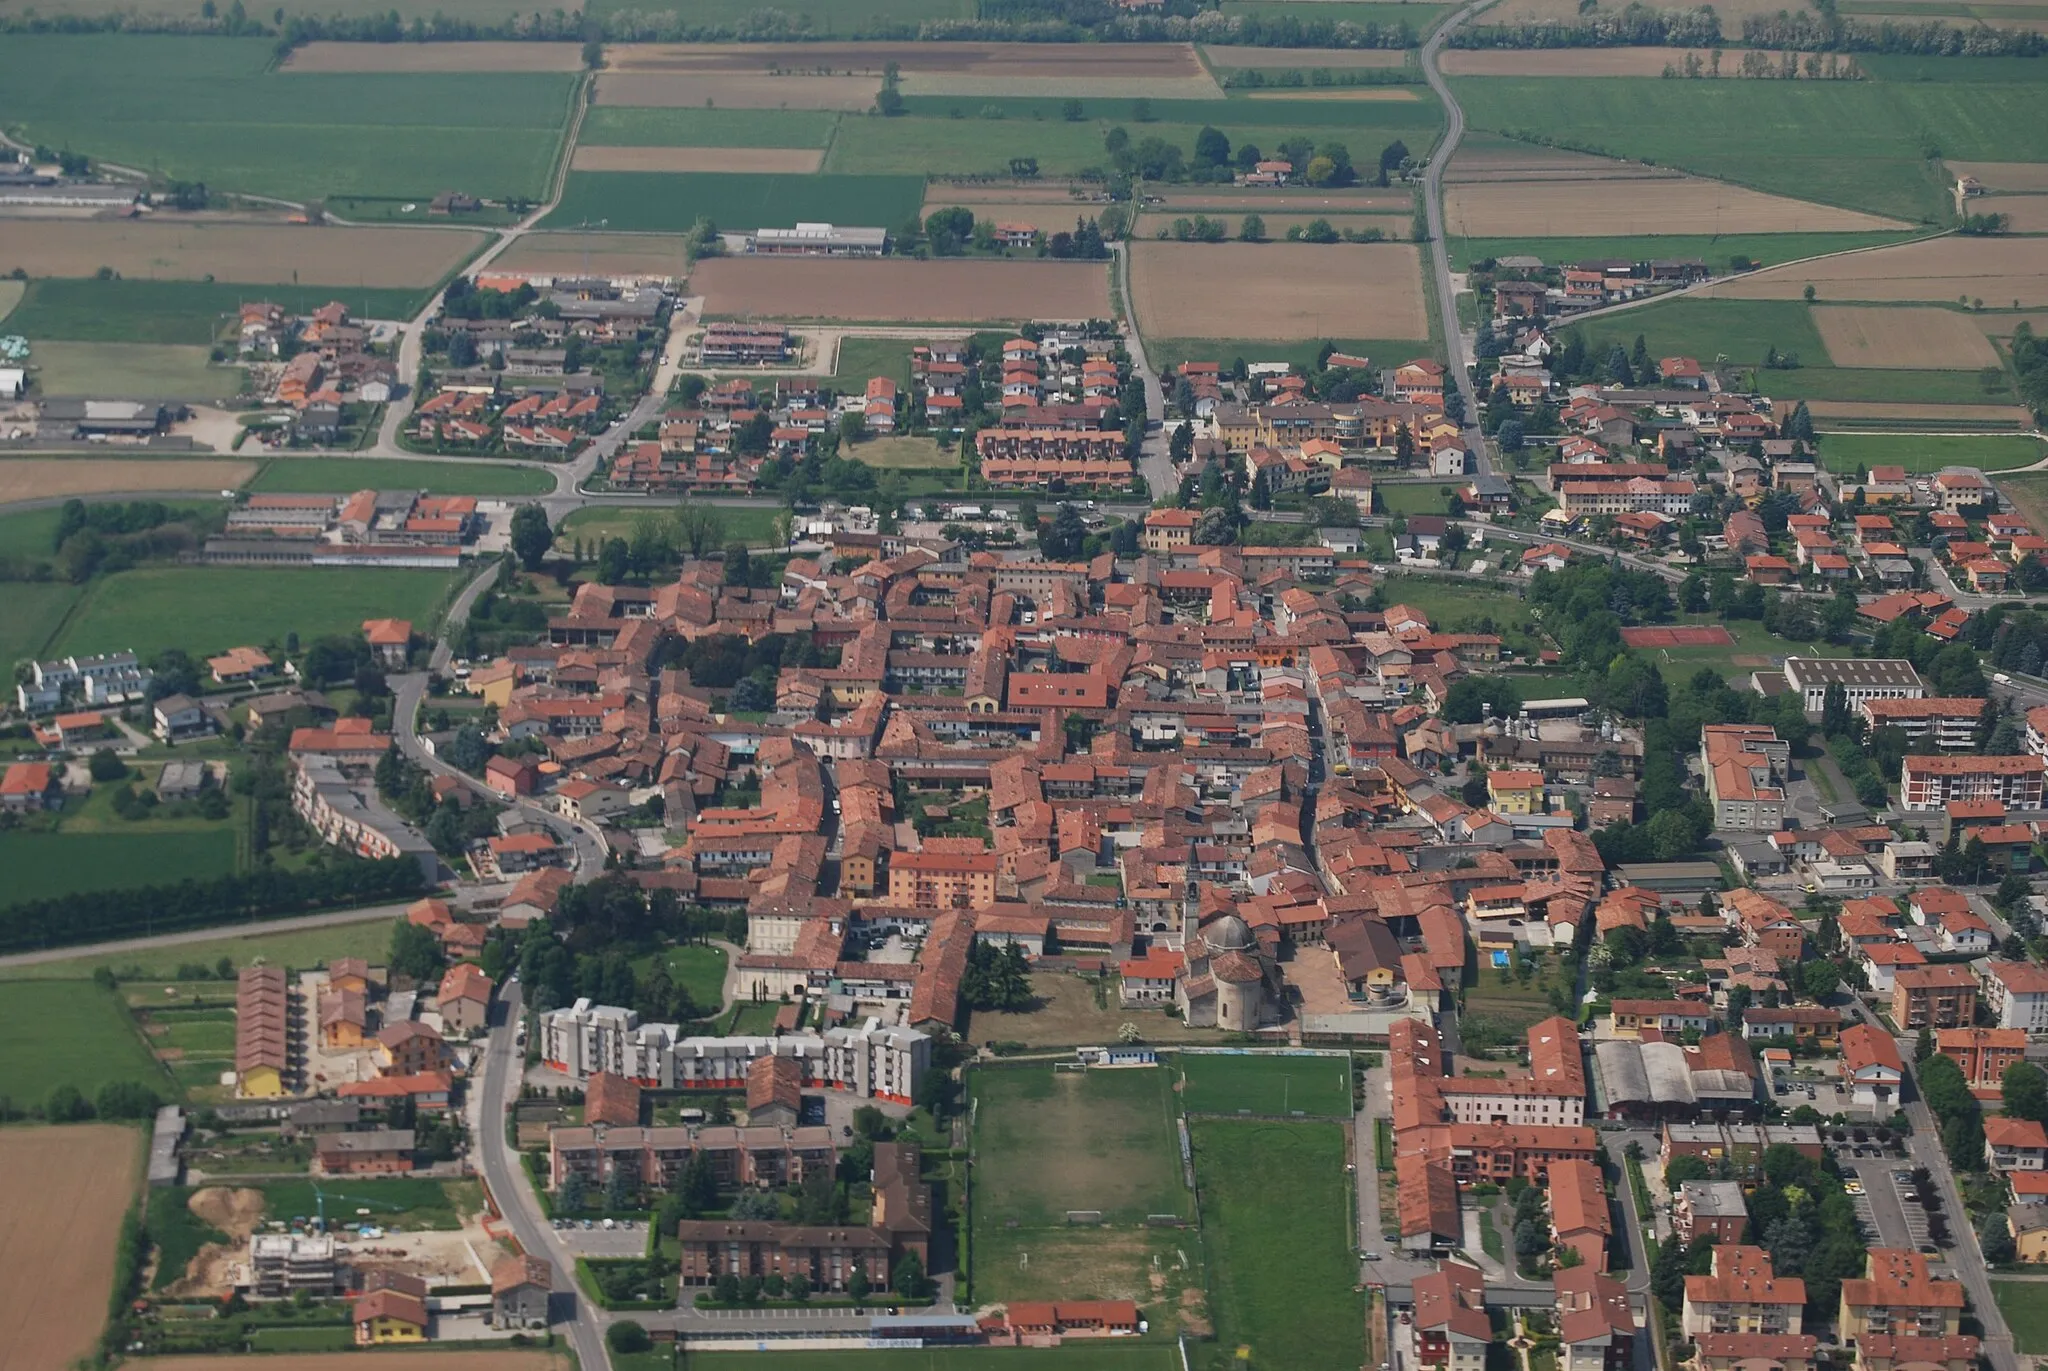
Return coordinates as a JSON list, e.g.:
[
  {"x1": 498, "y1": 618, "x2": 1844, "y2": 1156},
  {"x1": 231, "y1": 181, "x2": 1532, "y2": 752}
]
[
  {"x1": 845, "y1": 435, "x2": 960, "y2": 469},
  {"x1": 248, "y1": 457, "x2": 555, "y2": 495},
  {"x1": 1177, "y1": 1052, "x2": 1352, "y2": 1118},
  {"x1": 1191, "y1": 1120, "x2": 1363, "y2": 1371},
  {"x1": 1376, "y1": 575, "x2": 1533, "y2": 632},
  {"x1": 1449, "y1": 75, "x2": 2048, "y2": 222},
  {"x1": 635, "y1": 944, "x2": 728, "y2": 1013},
  {"x1": 680, "y1": 1352, "x2": 1179, "y2": 1371},
  {"x1": 558, "y1": 503, "x2": 785, "y2": 549},
  {"x1": 544, "y1": 171, "x2": 926, "y2": 233},
  {"x1": 147, "y1": 1186, "x2": 229, "y2": 1291},
  {"x1": 1812, "y1": 432, "x2": 2046, "y2": 474},
  {"x1": 1379, "y1": 481, "x2": 1462, "y2": 517},
  {"x1": 1994, "y1": 1279, "x2": 2048, "y2": 1354},
  {"x1": 0, "y1": 918, "x2": 396, "y2": 989},
  {"x1": 973, "y1": 1065, "x2": 1189, "y2": 1229},
  {"x1": 964, "y1": 971, "x2": 1219, "y2": 1047},
  {"x1": 1448, "y1": 229, "x2": 1922, "y2": 273},
  {"x1": 577, "y1": 106, "x2": 839, "y2": 148},
  {"x1": 720, "y1": 1001, "x2": 783, "y2": 1036},
  {"x1": 30, "y1": 341, "x2": 245, "y2": 401},
  {"x1": 0, "y1": 36, "x2": 574, "y2": 203},
  {"x1": 256, "y1": 1177, "x2": 477, "y2": 1230},
  {"x1": 3, "y1": 277, "x2": 430, "y2": 346},
  {"x1": 1463, "y1": 946, "x2": 1574, "y2": 1043},
  {"x1": 0, "y1": 581, "x2": 84, "y2": 674},
  {"x1": 826, "y1": 333, "x2": 922, "y2": 389},
  {"x1": 52, "y1": 564, "x2": 462, "y2": 658},
  {"x1": 0, "y1": 979, "x2": 168, "y2": 1105},
  {"x1": 0, "y1": 828, "x2": 239, "y2": 905}
]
